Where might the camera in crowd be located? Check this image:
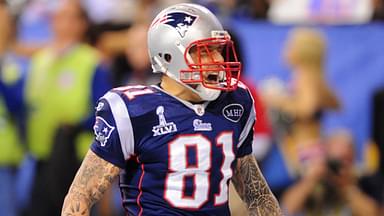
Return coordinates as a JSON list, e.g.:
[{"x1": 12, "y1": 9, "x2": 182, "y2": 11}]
[{"x1": 326, "y1": 158, "x2": 343, "y2": 175}]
